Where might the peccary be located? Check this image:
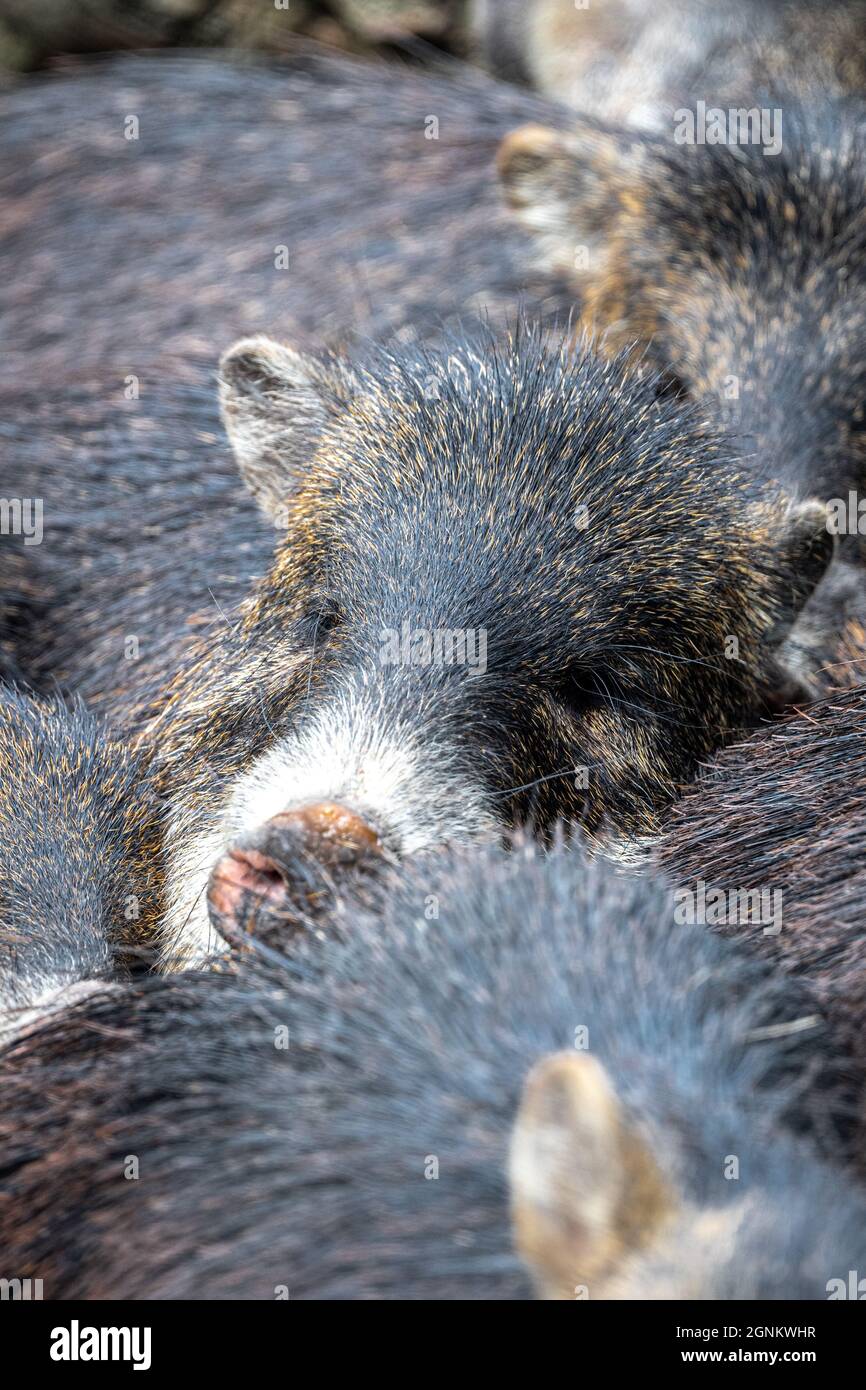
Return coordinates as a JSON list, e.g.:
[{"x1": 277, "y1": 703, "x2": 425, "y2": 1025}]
[
  {"x1": 658, "y1": 686, "x2": 866, "y2": 1171},
  {"x1": 498, "y1": 93, "x2": 866, "y2": 518},
  {"x1": 0, "y1": 840, "x2": 858, "y2": 1300},
  {"x1": 5, "y1": 324, "x2": 834, "y2": 967},
  {"x1": 474, "y1": 0, "x2": 866, "y2": 127},
  {"x1": 114, "y1": 327, "x2": 830, "y2": 967},
  {"x1": 0, "y1": 689, "x2": 160, "y2": 1035}
]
